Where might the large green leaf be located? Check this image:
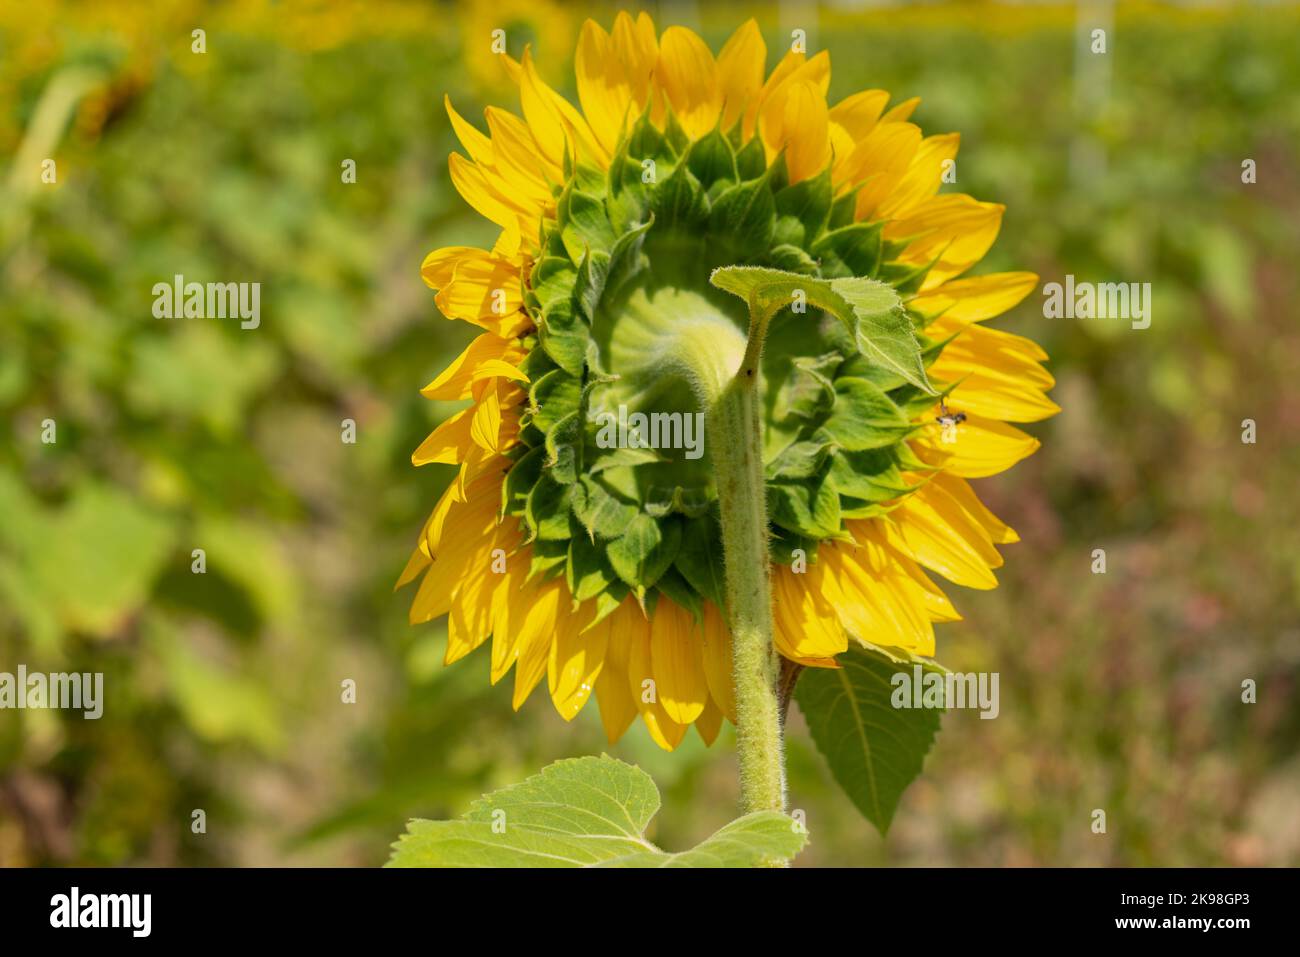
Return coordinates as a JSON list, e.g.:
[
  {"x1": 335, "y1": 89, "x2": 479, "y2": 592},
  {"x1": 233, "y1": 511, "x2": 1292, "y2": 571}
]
[
  {"x1": 388, "y1": 756, "x2": 807, "y2": 867},
  {"x1": 709, "y1": 266, "x2": 934, "y2": 393},
  {"x1": 794, "y1": 646, "x2": 943, "y2": 835}
]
